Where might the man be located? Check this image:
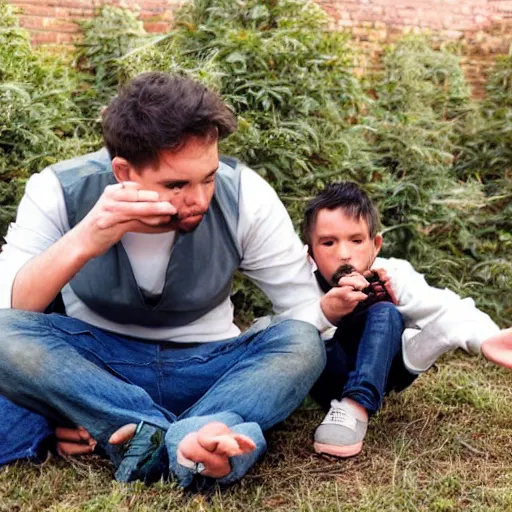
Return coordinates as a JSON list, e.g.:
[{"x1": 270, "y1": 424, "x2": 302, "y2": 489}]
[{"x1": 0, "y1": 72, "x2": 354, "y2": 487}]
